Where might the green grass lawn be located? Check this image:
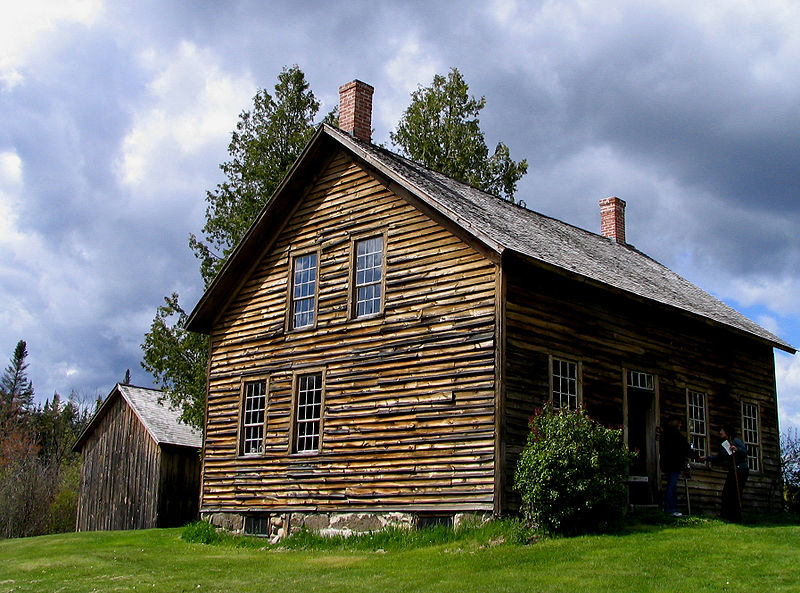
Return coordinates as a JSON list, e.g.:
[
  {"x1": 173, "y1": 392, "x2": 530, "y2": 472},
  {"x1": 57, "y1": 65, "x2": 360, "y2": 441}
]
[{"x1": 1, "y1": 518, "x2": 798, "y2": 593}]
